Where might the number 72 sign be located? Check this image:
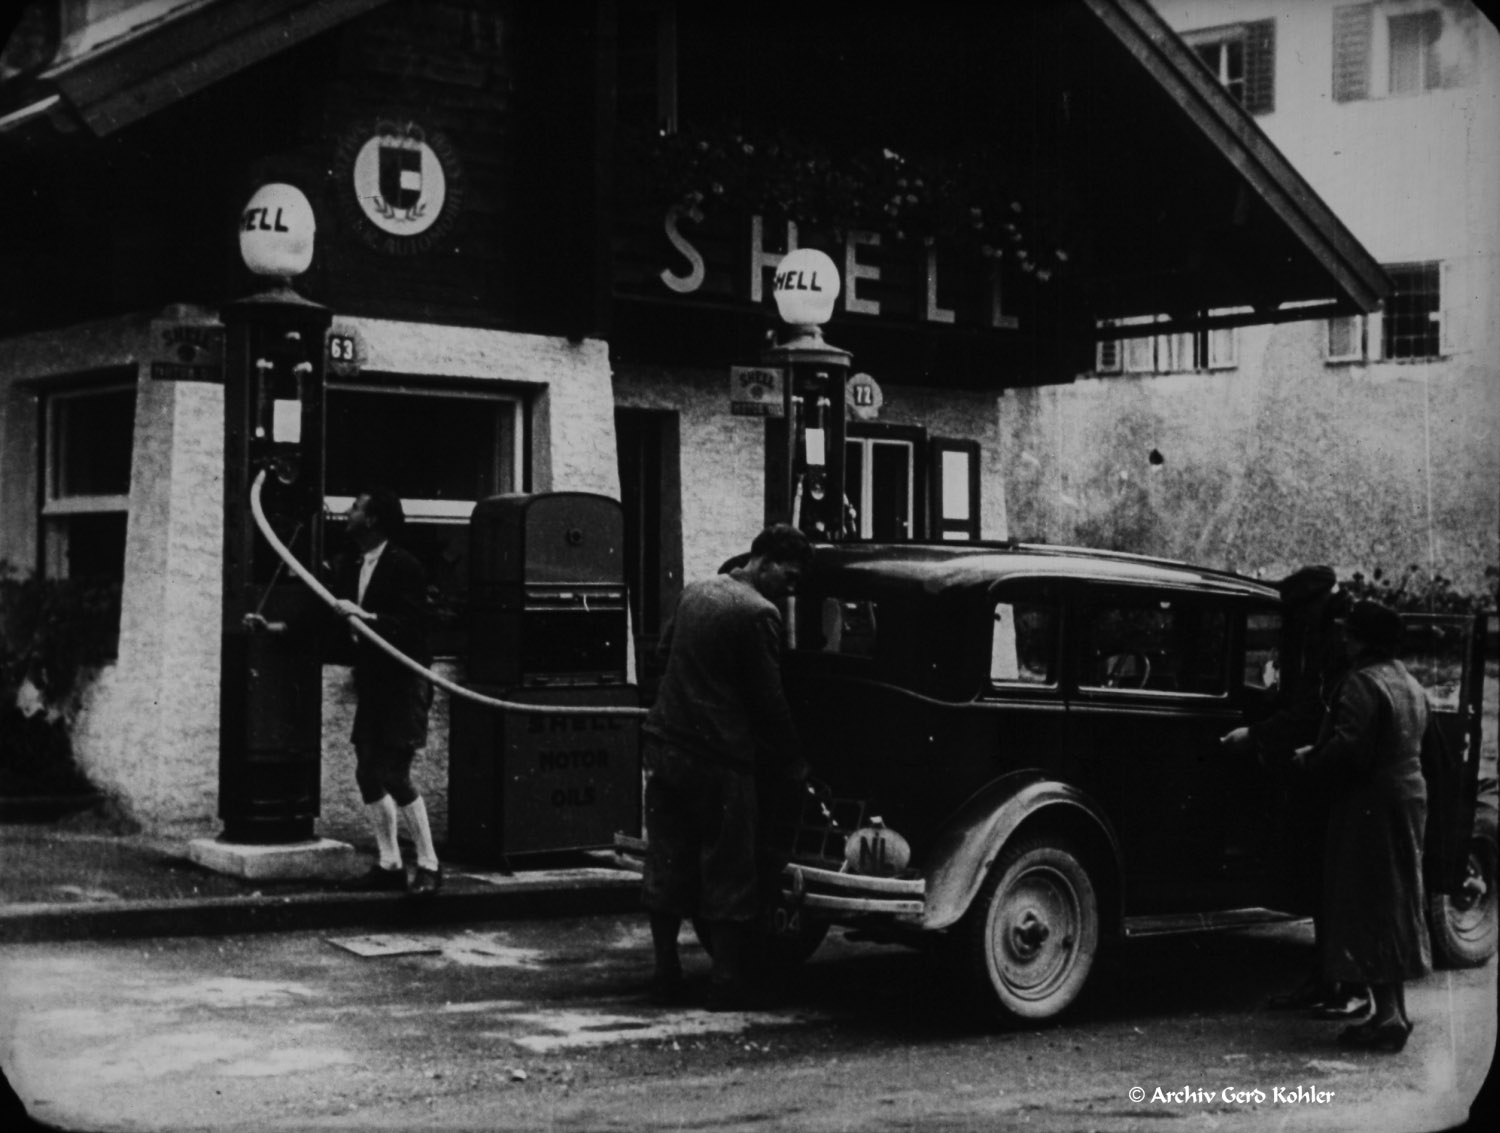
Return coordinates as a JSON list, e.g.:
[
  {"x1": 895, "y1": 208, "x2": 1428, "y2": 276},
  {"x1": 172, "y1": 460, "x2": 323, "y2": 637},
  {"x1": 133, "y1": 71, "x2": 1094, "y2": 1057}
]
[{"x1": 846, "y1": 372, "x2": 883, "y2": 420}]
